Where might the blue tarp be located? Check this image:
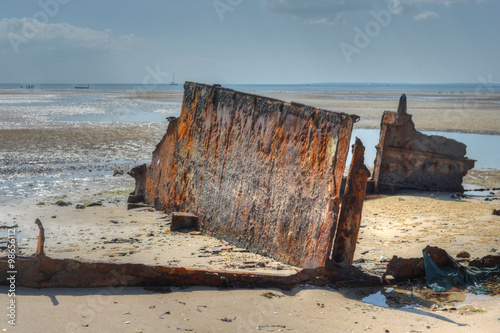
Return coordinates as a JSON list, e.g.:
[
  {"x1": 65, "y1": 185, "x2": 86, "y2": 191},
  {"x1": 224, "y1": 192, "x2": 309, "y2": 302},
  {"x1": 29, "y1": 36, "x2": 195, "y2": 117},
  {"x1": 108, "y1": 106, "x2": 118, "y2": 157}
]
[{"x1": 423, "y1": 250, "x2": 500, "y2": 293}]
